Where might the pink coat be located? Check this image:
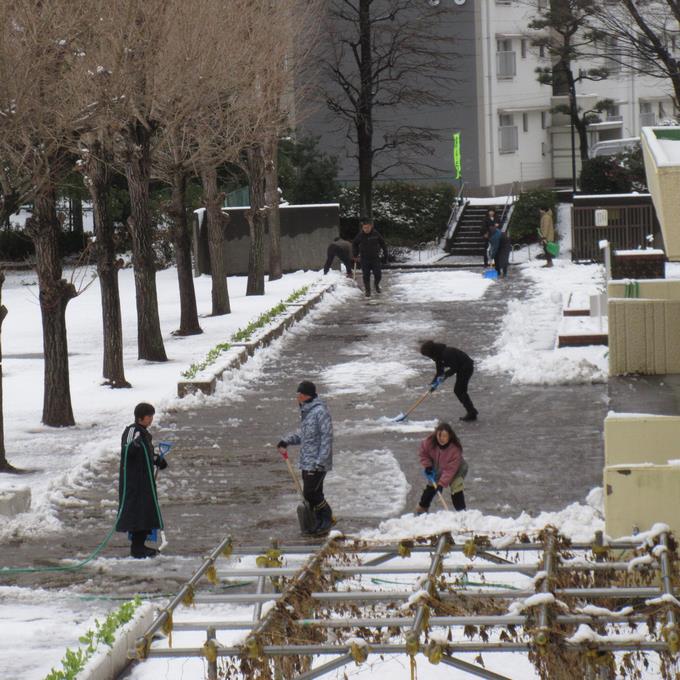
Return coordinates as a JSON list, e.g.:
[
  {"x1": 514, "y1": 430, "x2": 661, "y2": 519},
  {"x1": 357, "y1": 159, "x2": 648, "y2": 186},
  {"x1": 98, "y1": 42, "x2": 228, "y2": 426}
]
[{"x1": 418, "y1": 436, "x2": 462, "y2": 488}]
